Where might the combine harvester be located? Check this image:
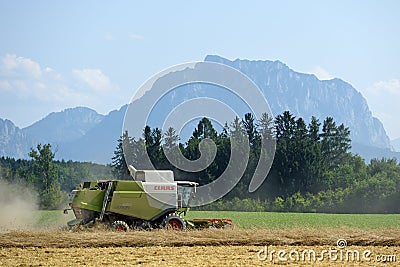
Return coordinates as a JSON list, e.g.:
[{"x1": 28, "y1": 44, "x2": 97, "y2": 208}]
[{"x1": 64, "y1": 165, "x2": 232, "y2": 231}]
